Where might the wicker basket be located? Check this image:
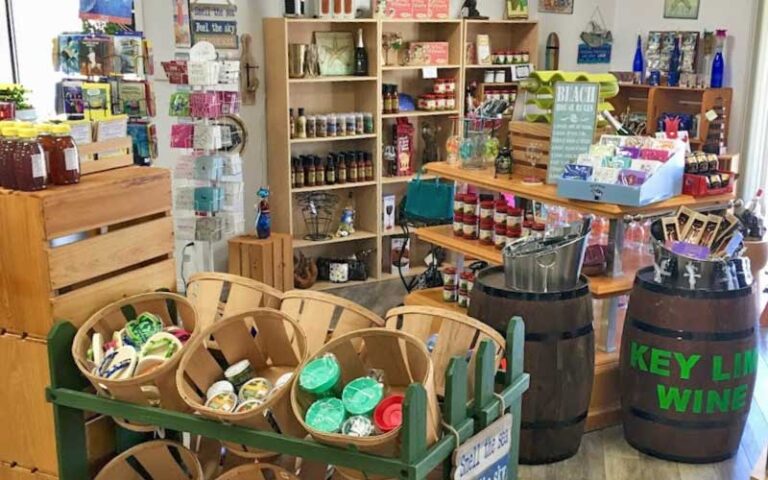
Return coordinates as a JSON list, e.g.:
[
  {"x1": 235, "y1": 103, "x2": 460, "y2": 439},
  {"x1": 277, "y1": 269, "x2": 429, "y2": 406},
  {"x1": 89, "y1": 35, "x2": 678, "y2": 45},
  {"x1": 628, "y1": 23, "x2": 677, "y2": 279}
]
[
  {"x1": 72, "y1": 292, "x2": 198, "y2": 431},
  {"x1": 291, "y1": 328, "x2": 441, "y2": 460},
  {"x1": 280, "y1": 290, "x2": 385, "y2": 355},
  {"x1": 384, "y1": 306, "x2": 506, "y2": 398},
  {"x1": 176, "y1": 308, "x2": 308, "y2": 458},
  {"x1": 94, "y1": 440, "x2": 203, "y2": 480},
  {"x1": 215, "y1": 463, "x2": 300, "y2": 480},
  {"x1": 187, "y1": 272, "x2": 283, "y2": 332}
]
